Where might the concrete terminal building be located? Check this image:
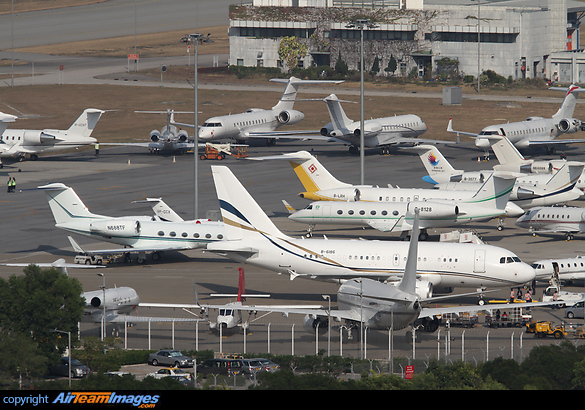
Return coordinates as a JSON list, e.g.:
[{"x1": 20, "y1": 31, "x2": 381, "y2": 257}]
[{"x1": 228, "y1": 0, "x2": 585, "y2": 83}]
